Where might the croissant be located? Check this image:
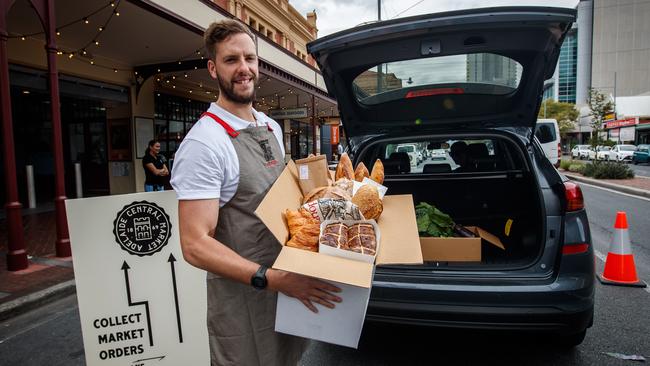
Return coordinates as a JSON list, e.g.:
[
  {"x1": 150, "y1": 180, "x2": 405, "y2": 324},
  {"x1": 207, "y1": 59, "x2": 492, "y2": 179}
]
[
  {"x1": 284, "y1": 209, "x2": 319, "y2": 252},
  {"x1": 335, "y1": 153, "x2": 355, "y2": 181},
  {"x1": 370, "y1": 159, "x2": 384, "y2": 184},
  {"x1": 354, "y1": 162, "x2": 370, "y2": 182}
]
